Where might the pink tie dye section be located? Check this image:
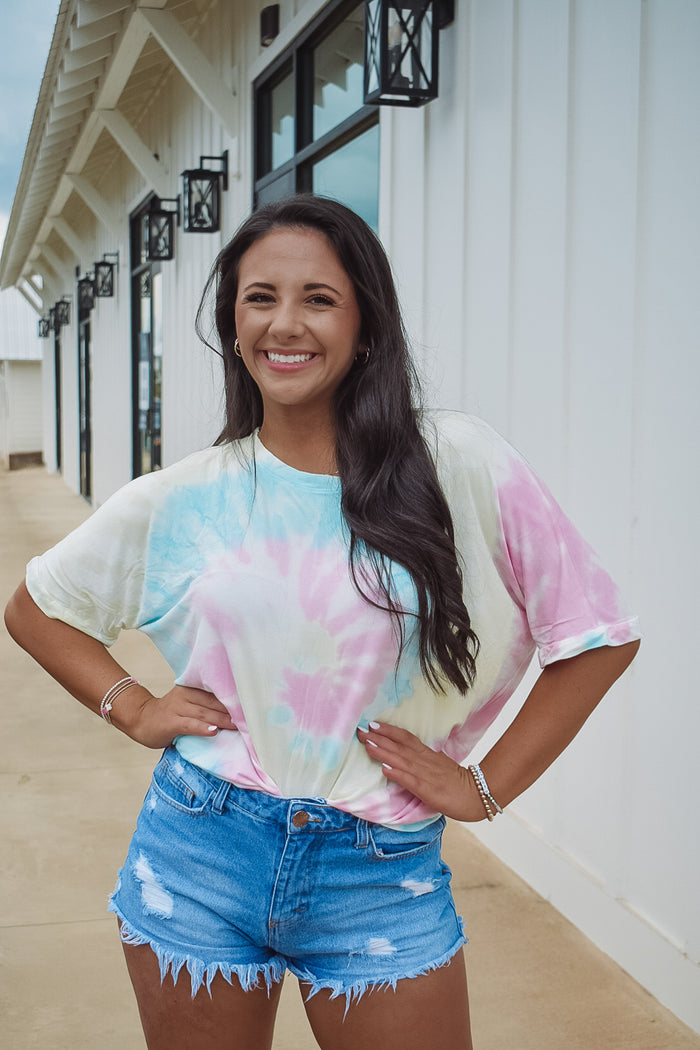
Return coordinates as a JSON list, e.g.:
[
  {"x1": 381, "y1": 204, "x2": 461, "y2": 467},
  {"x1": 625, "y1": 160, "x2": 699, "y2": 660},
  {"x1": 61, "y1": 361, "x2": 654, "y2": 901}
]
[{"x1": 492, "y1": 444, "x2": 639, "y2": 667}]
